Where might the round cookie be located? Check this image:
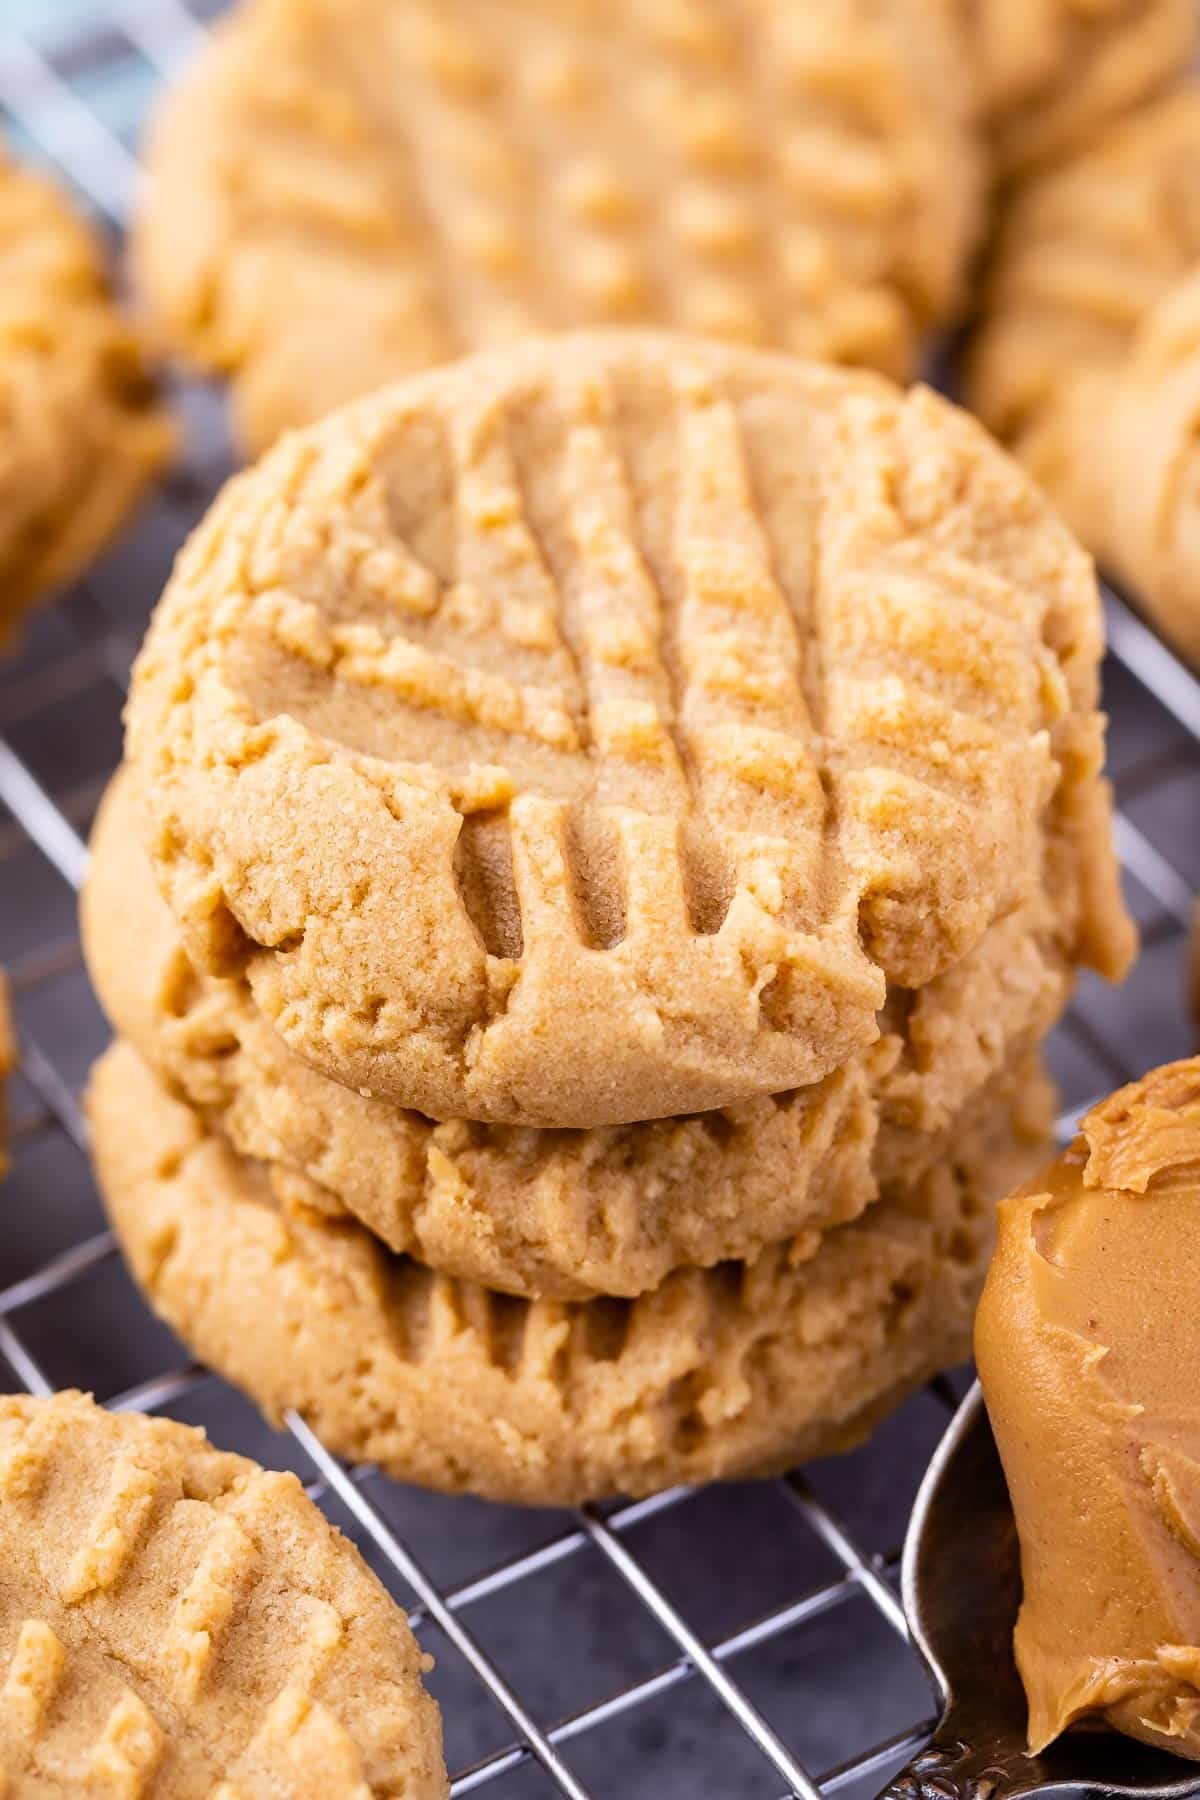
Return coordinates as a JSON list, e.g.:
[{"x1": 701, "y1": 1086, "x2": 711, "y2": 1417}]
[
  {"x1": 956, "y1": 0, "x2": 1194, "y2": 176},
  {"x1": 0, "y1": 972, "x2": 13, "y2": 1180},
  {"x1": 0, "y1": 147, "x2": 172, "y2": 646},
  {"x1": 0, "y1": 1390, "x2": 446, "y2": 1797},
  {"x1": 132, "y1": 0, "x2": 982, "y2": 453},
  {"x1": 968, "y1": 86, "x2": 1200, "y2": 663},
  {"x1": 86, "y1": 764, "x2": 1071, "y2": 1299},
  {"x1": 89, "y1": 1037, "x2": 1055, "y2": 1507},
  {"x1": 126, "y1": 332, "x2": 1134, "y2": 1129}
]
